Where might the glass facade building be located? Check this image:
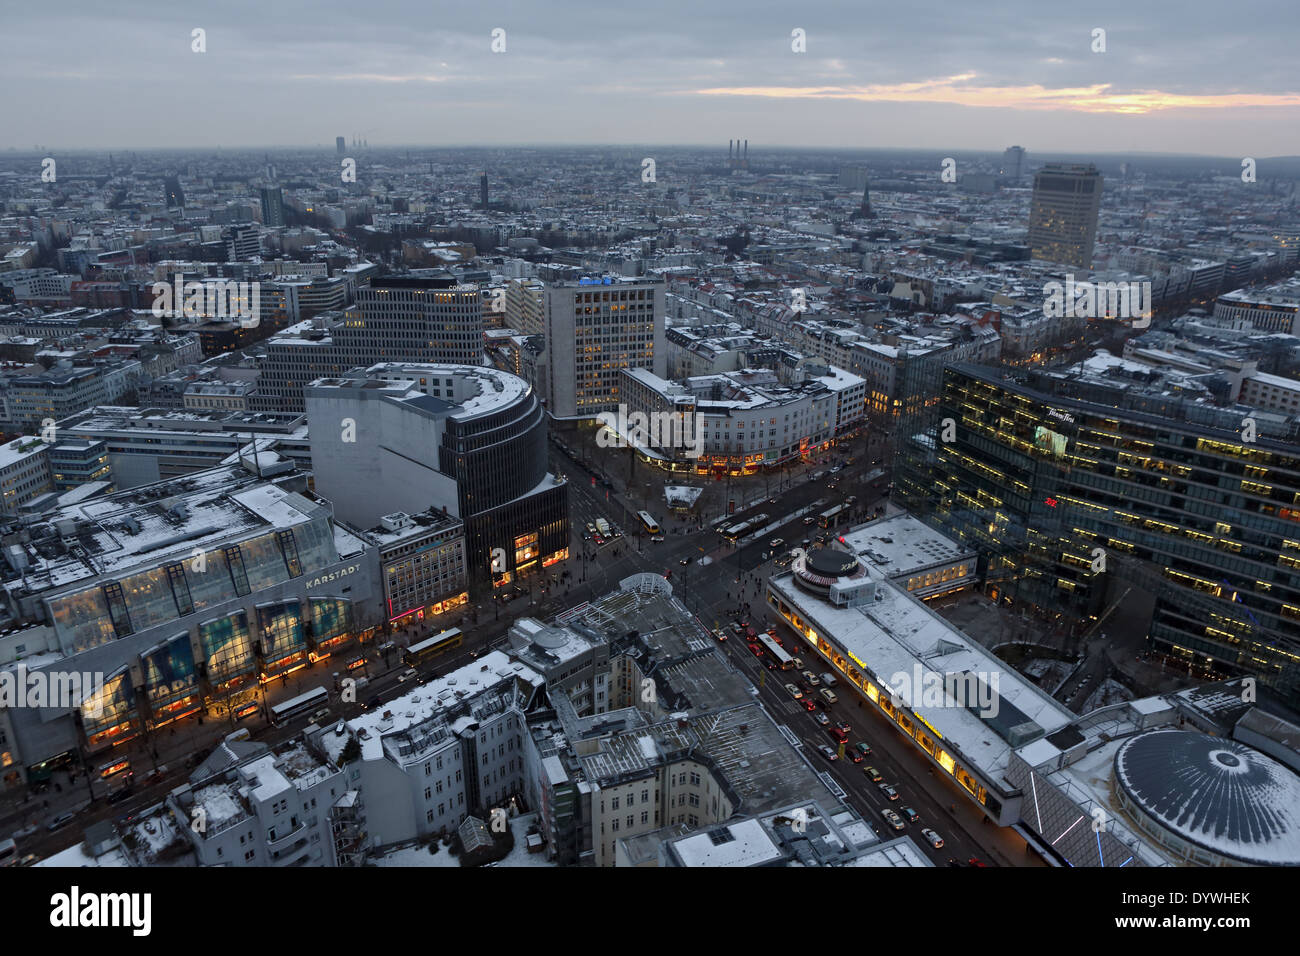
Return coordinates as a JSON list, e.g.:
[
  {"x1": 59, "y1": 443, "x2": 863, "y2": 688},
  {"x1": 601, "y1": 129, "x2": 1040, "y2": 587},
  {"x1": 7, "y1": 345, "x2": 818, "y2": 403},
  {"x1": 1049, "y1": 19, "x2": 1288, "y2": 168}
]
[{"x1": 898, "y1": 363, "x2": 1300, "y2": 706}]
